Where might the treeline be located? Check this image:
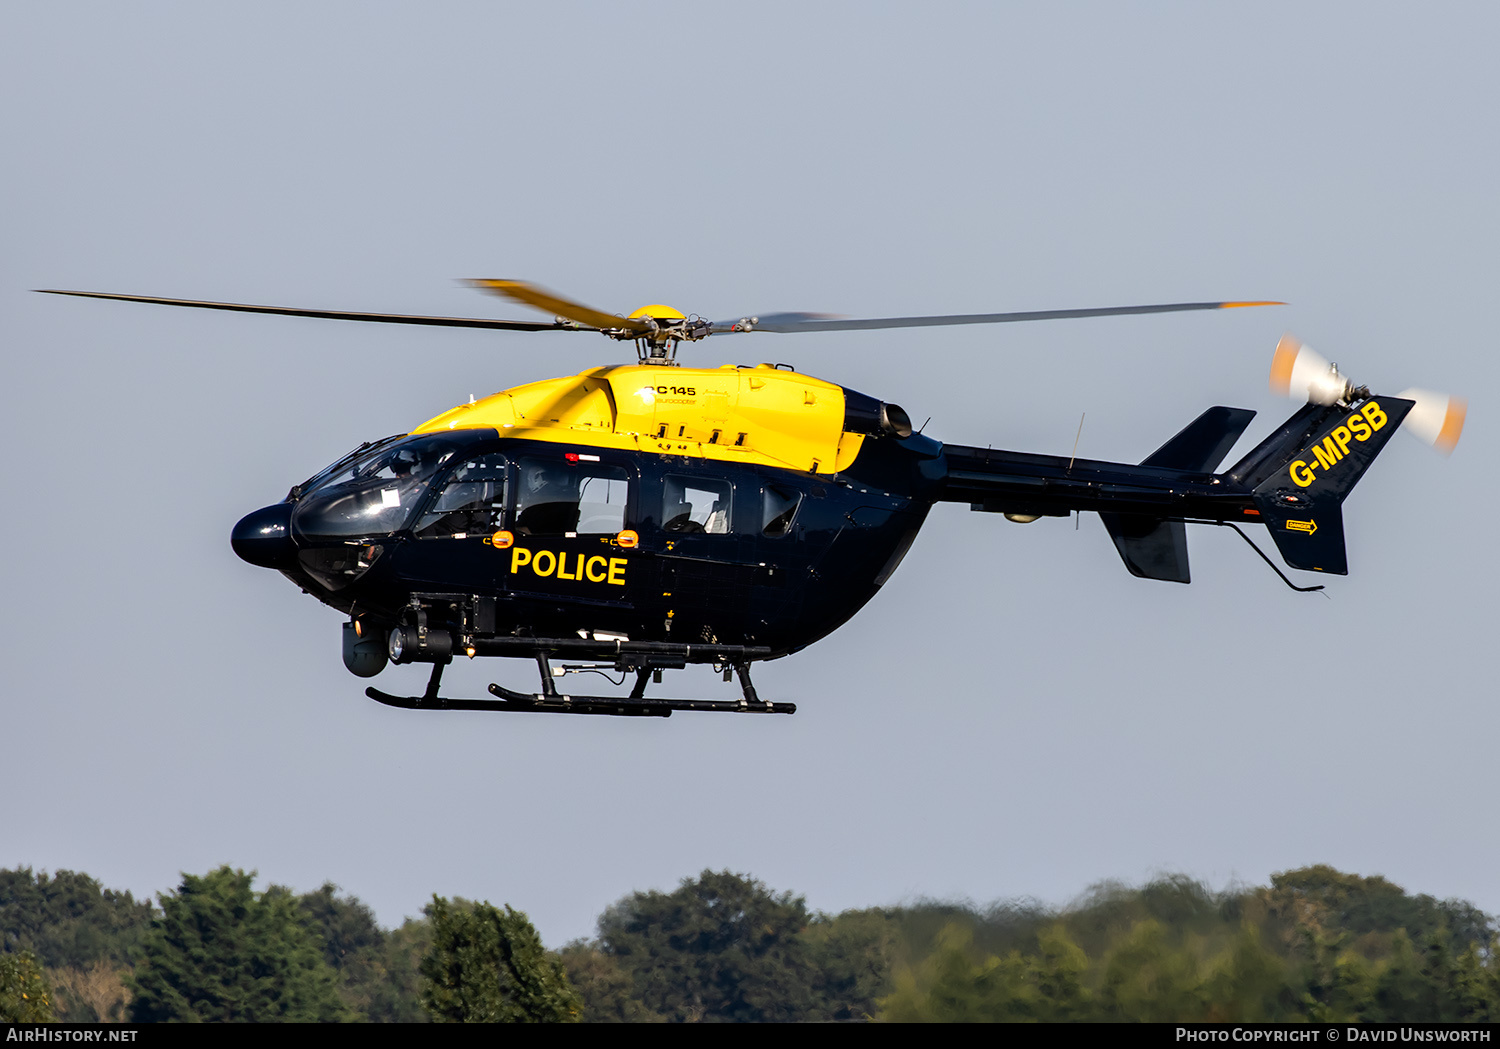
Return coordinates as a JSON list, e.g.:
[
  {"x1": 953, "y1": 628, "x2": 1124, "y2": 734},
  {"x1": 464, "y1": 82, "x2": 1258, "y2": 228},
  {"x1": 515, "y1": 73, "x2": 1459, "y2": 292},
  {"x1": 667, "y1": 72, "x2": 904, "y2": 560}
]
[{"x1": 2, "y1": 864, "x2": 1497, "y2": 1022}]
